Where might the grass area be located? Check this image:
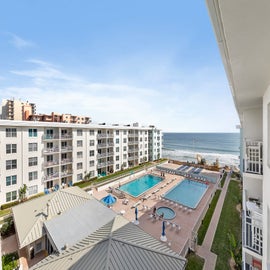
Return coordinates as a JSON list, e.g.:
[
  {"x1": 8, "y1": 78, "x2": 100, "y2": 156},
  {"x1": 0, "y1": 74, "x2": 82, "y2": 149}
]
[
  {"x1": 197, "y1": 189, "x2": 221, "y2": 245},
  {"x1": 0, "y1": 208, "x2": 11, "y2": 218},
  {"x1": 211, "y1": 180, "x2": 242, "y2": 270},
  {"x1": 220, "y1": 172, "x2": 227, "y2": 188},
  {"x1": 185, "y1": 251, "x2": 204, "y2": 270}
]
